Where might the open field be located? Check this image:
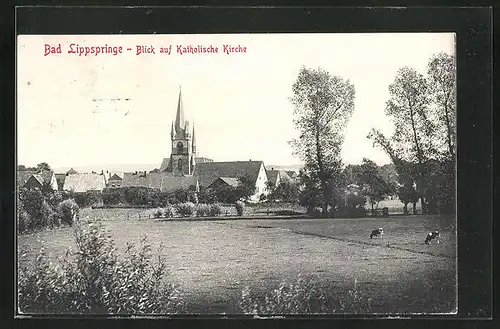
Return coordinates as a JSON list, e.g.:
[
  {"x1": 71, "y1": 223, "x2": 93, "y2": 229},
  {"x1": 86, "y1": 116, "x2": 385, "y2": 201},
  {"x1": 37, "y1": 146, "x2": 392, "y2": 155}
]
[{"x1": 18, "y1": 209, "x2": 456, "y2": 314}]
